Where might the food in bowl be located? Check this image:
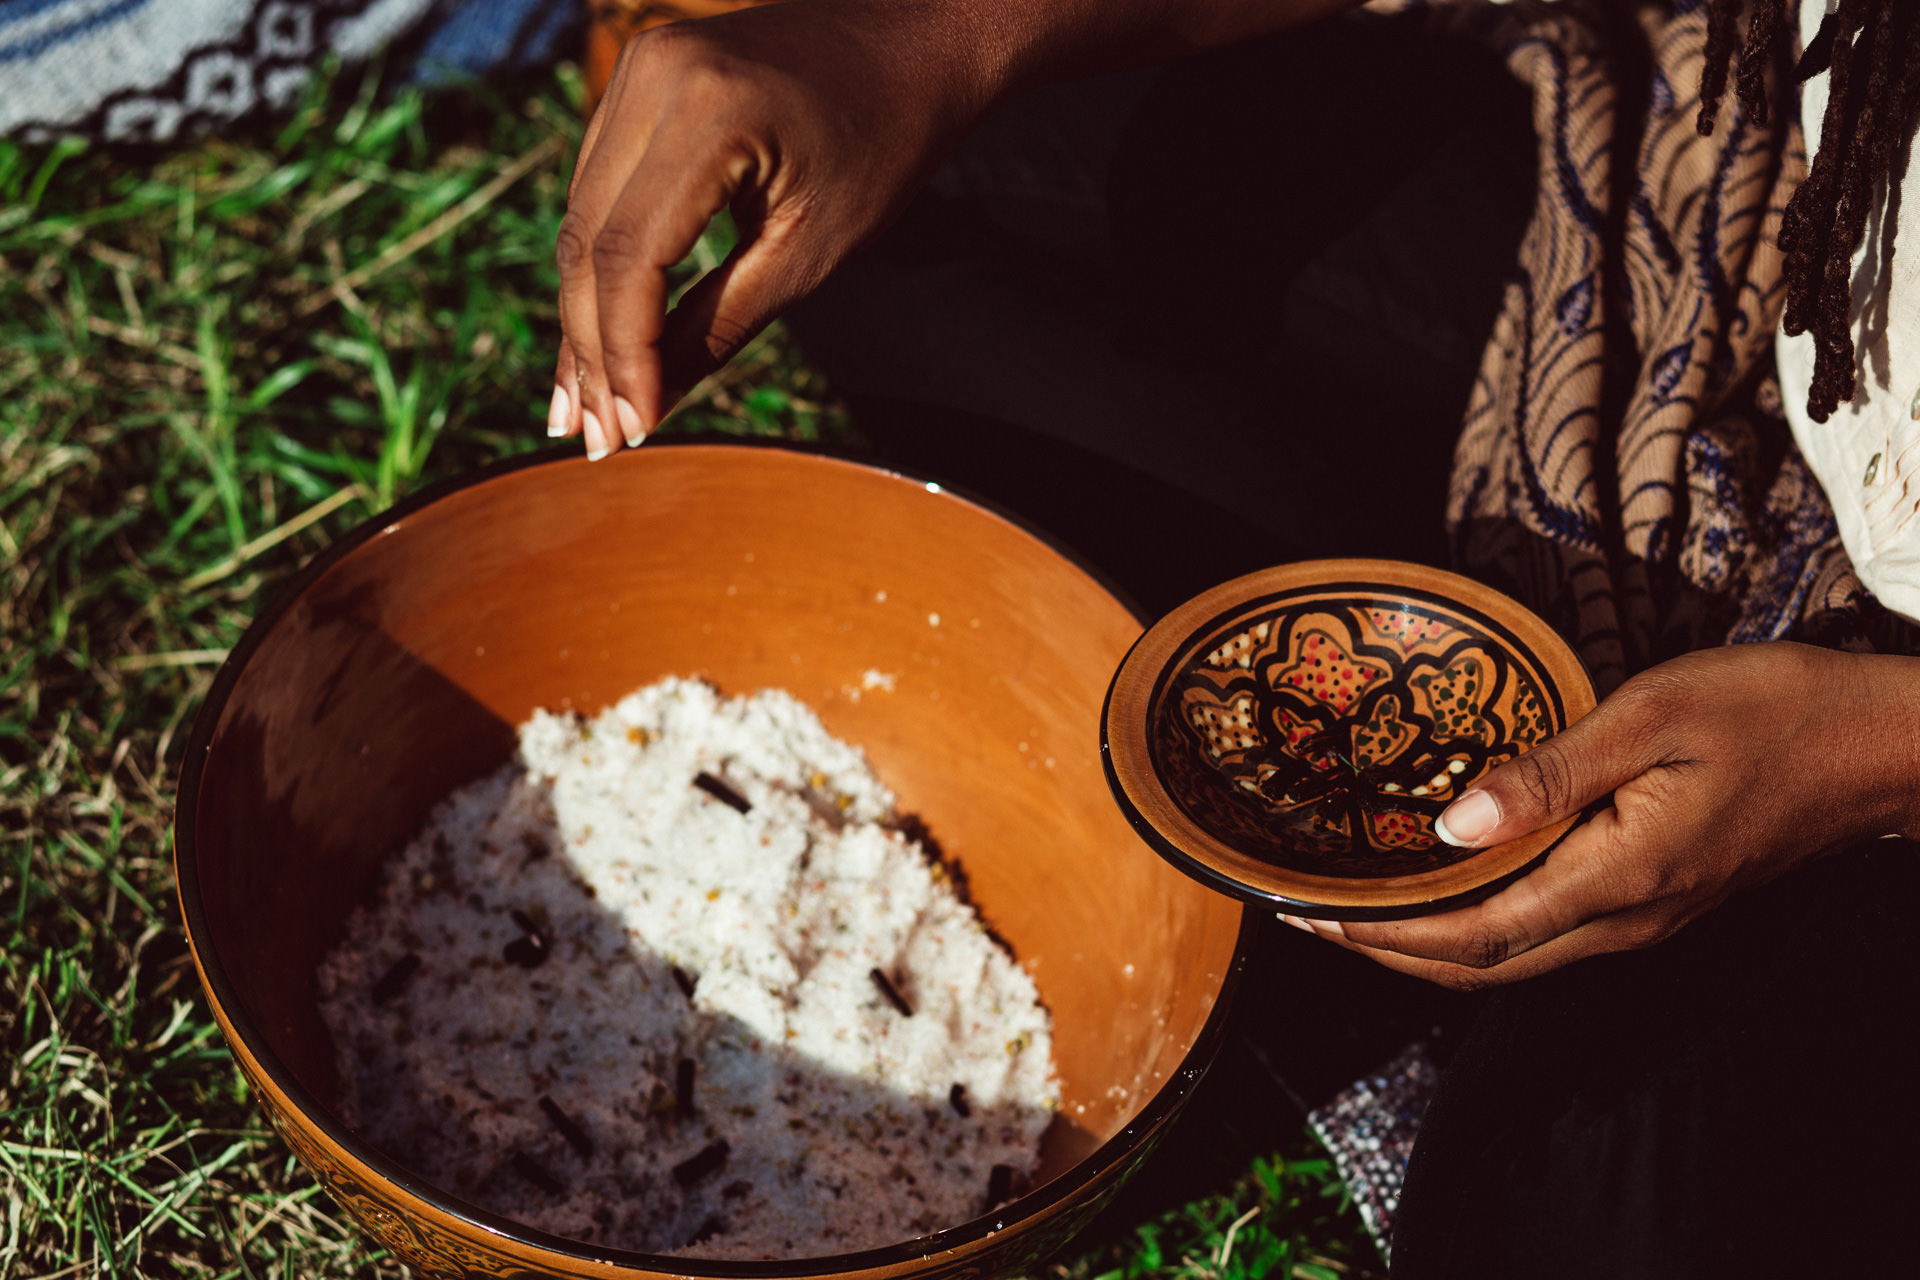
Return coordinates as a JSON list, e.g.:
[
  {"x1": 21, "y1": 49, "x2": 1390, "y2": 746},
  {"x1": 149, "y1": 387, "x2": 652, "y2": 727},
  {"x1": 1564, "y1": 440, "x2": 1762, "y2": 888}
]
[
  {"x1": 1104, "y1": 558, "x2": 1596, "y2": 919},
  {"x1": 317, "y1": 678, "x2": 1056, "y2": 1258},
  {"x1": 1159, "y1": 599, "x2": 1558, "y2": 875},
  {"x1": 174, "y1": 442, "x2": 1249, "y2": 1280}
]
